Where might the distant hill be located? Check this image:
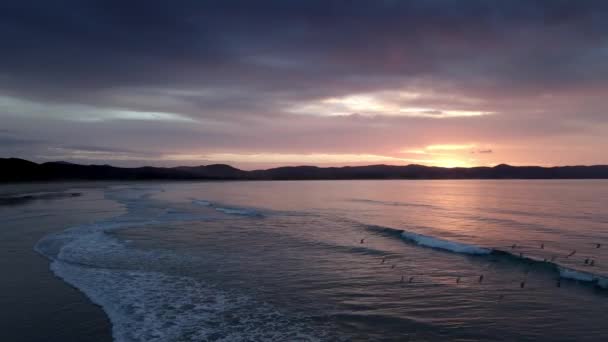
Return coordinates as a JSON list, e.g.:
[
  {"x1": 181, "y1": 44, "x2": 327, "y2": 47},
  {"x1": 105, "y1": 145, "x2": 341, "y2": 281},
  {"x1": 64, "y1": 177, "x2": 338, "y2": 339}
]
[{"x1": 2, "y1": 158, "x2": 608, "y2": 182}]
